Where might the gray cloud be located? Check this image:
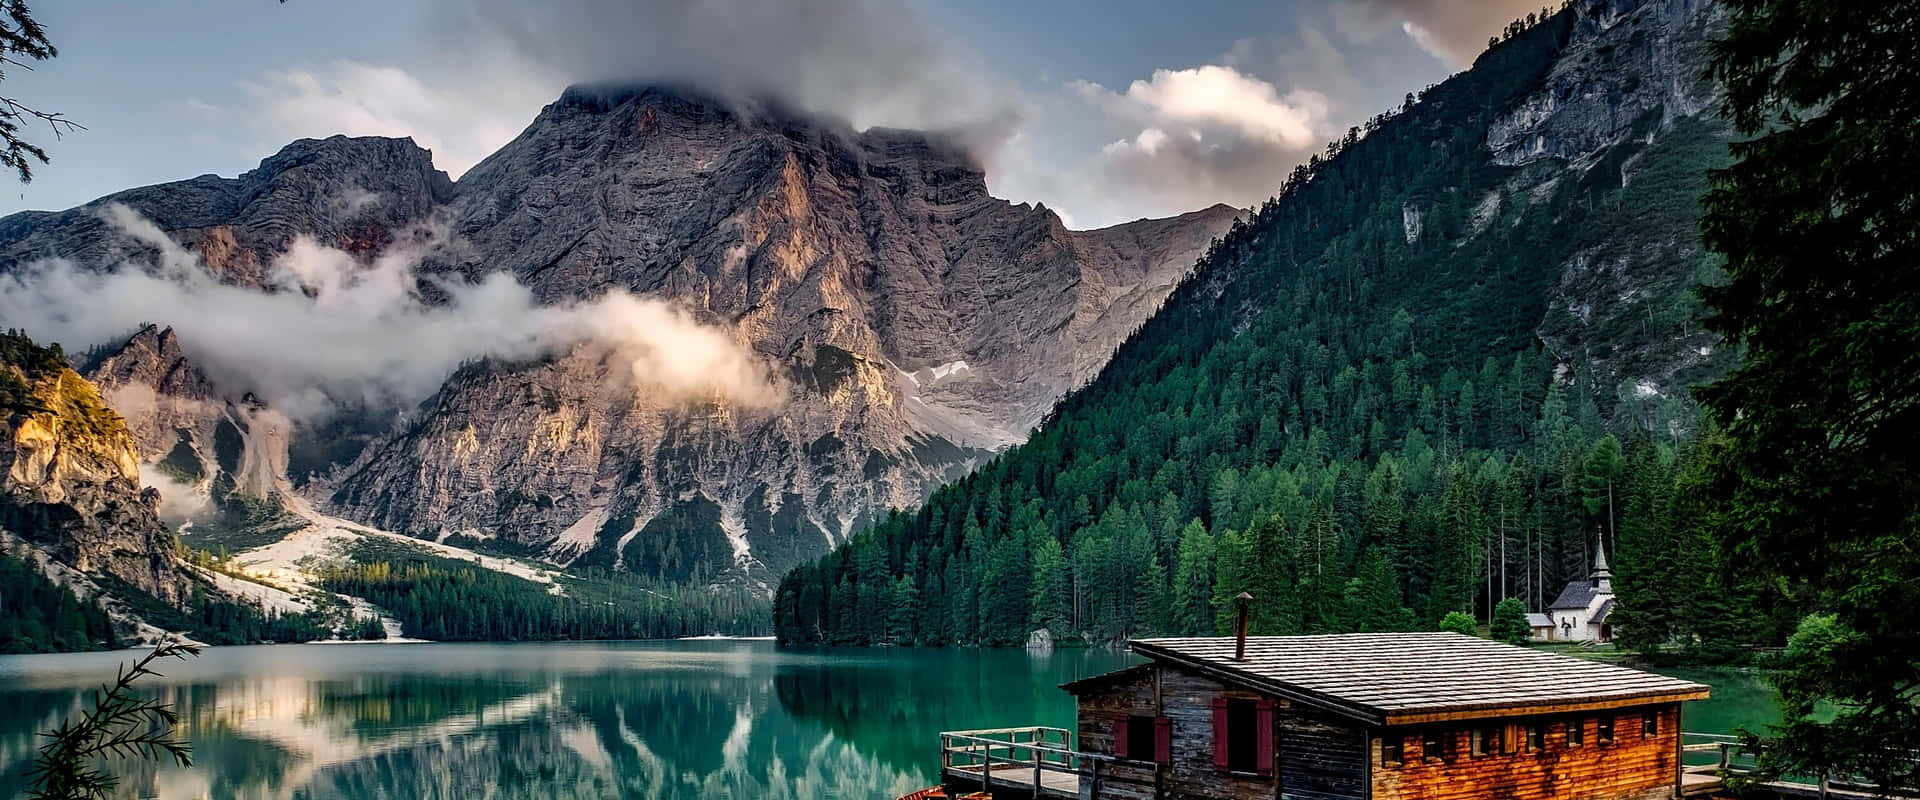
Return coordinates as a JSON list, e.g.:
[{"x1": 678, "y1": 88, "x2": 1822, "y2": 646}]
[
  {"x1": 239, "y1": 0, "x2": 1023, "y2": 182},
  {"x1": 427, "y1": 0, "x2": 1020, "y2": 139}
]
